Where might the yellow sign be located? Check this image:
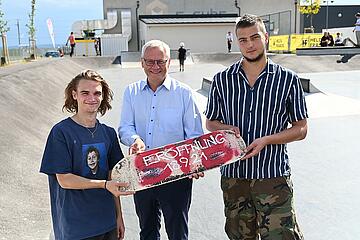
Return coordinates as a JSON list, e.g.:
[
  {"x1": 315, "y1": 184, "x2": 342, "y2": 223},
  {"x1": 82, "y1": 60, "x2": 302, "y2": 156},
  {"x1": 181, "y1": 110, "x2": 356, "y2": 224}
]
[
  {"x1": 76, "y1": 39, "x2": 96, "y2": 43},
  {"x1": 290, "y1": 34, "x2": 323, "y2": 51},
  {"x1": 269, "y1": 35, "x2": 289, "y2": 51}
]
